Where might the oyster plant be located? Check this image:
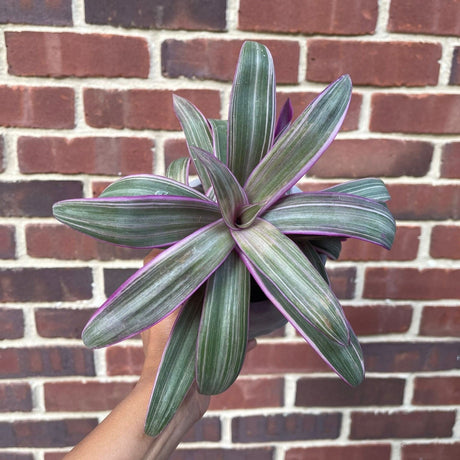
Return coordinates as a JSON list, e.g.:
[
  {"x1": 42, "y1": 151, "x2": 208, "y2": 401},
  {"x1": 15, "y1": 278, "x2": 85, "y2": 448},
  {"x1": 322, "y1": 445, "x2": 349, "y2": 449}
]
[{"x1": 53, "y1": 41, "x2": 396, "y2": 436}]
